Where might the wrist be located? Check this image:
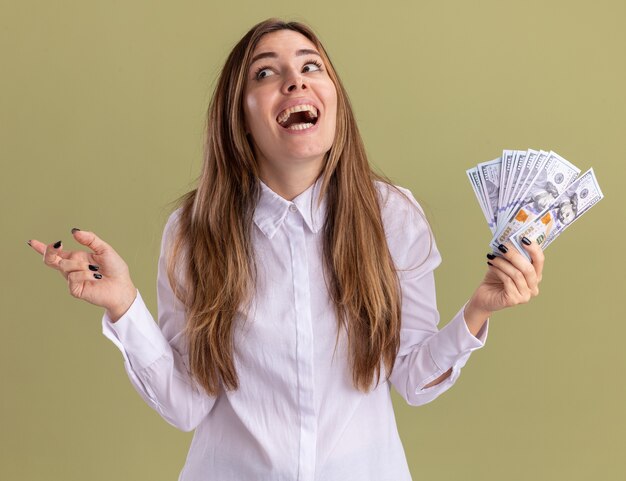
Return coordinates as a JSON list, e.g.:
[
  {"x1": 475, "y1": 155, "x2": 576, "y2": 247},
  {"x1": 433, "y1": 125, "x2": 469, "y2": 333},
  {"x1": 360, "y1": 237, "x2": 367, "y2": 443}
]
[
  {"x1": 106, "y1": 285, "x2": 137, "y2": 323},
  {"x1": 464, "y1": 296, "x2": 492, "y2": 337},
  {"x1": 465, "y1": 296, "x2": 492, "y2": 320}
]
